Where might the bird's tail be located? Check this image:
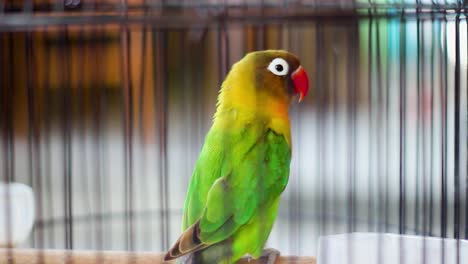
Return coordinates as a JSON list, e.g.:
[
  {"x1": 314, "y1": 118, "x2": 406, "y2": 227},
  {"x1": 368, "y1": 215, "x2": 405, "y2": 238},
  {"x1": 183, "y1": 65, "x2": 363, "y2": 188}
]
[{"x1": 164, "y1": 222, "x2": 207, "y2": 261}]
